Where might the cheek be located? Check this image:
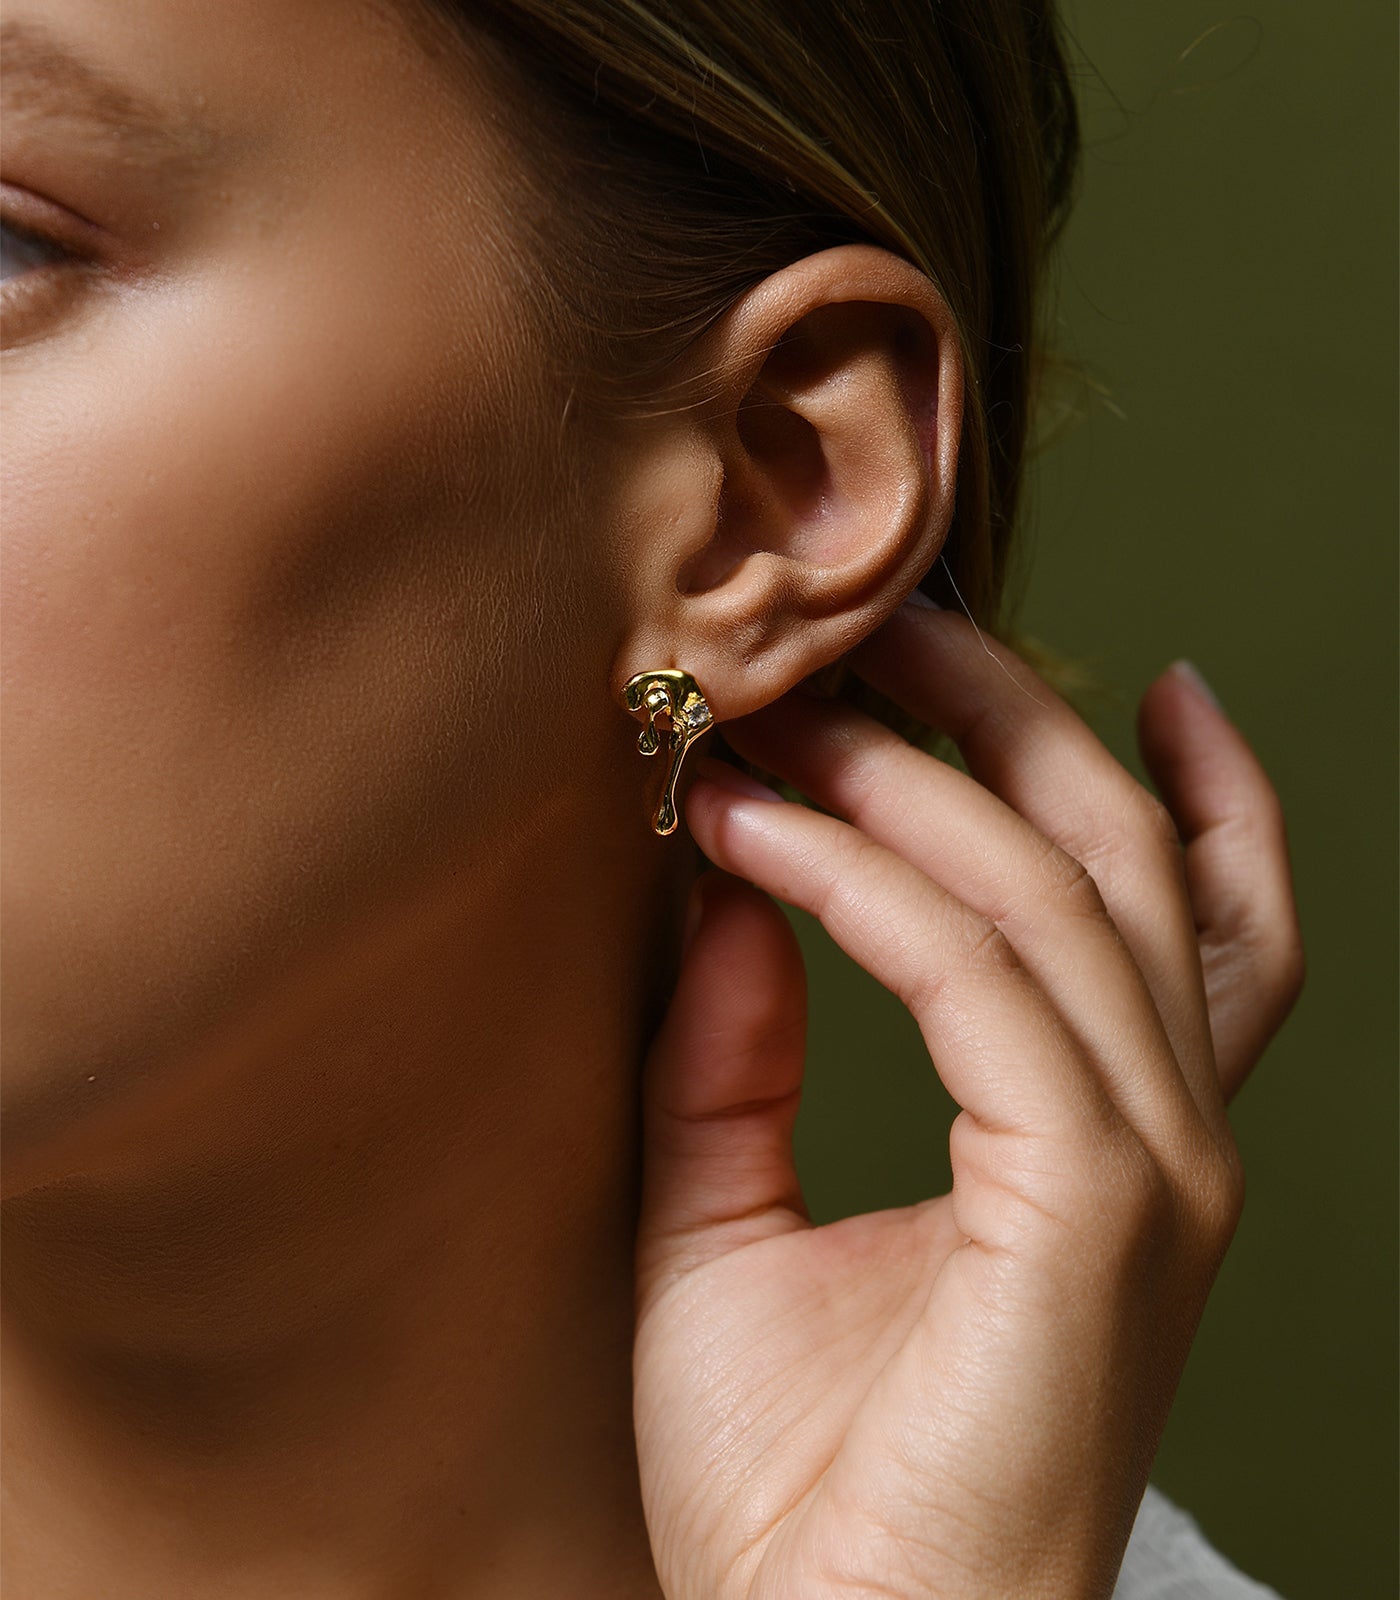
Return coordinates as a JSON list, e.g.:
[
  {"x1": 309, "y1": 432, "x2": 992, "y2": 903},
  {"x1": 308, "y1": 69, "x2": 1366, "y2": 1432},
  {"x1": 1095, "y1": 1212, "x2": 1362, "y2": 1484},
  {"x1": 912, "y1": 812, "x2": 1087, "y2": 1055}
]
[{"x1": 0, "y1": 244, "x2": 595, "y2": 1164}]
